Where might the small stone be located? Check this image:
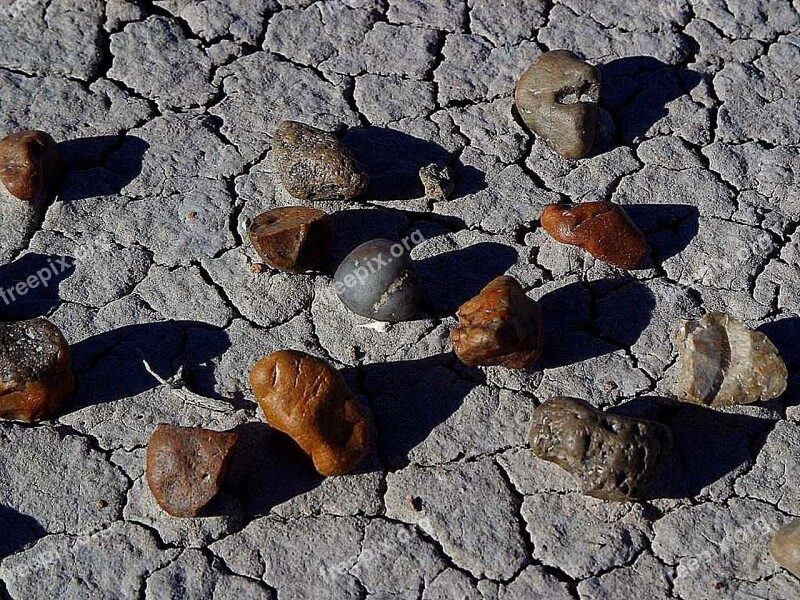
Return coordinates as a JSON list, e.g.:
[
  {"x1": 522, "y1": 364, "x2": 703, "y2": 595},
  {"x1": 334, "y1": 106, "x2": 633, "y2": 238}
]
[
  {"x1": 96, "y1": 500, "x2": 108, "y2": 509},
  {"x1": 249, "y1": 263, "x2": 265, "y2": 274},
  {"x1": 419, "y1": 163, "x2": 455, "y2": 201},
  {"x1": 0, "y1": 130, "x2": 61, "y2": 201},
  {"x1": 540, "y1": 201, "x2": 647, "y2": 269},
  {"x1": 771, "y1": 519, "x2": 800, "y2": 579},
  {"x1": 0, "y1": 318, "x2": 73, "y2": 422},
  {"x1": 250, "y1": 350, "x2": 371, "y2": 476},
  {"x1": 334, "y1": 238, "x2": 421, "y2": 322},
  {"x1": 451, "y1": 276, "x2": 543, "y2": 369},
  {"x1": 675, "y1": 312, "x2": 787, "y2": 407},
  {"x1": 186, "y1": 211, "x2": 198, "y2": 221},
  {"x1": 529, "y1": 396, "x2": 672, "y2": 501},
  {"x1": 514, "y1": 50, "x2": 601, "y2": 159},
  {"x1": 146, "y1": 424, "x2": 238, "y2": 518},
  {"x1": 247, "y1": 206, "x2": 330, "y2": 273},
  {"x1": 272, "y1": 120, "x2": 368, "y2": 201}
]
